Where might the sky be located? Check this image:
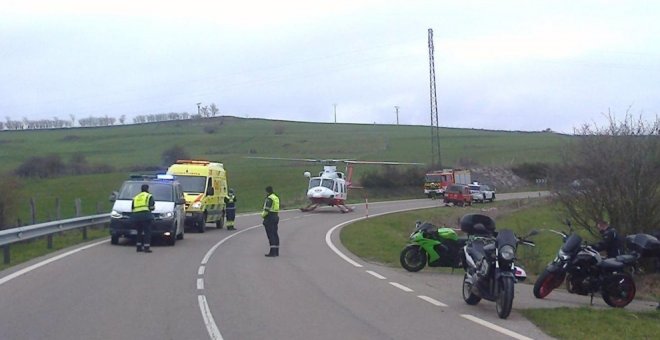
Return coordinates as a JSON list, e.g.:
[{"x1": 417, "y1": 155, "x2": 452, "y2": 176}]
[{"x1": 1, "y1": 0, "x2": 659, "y2": 133}]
